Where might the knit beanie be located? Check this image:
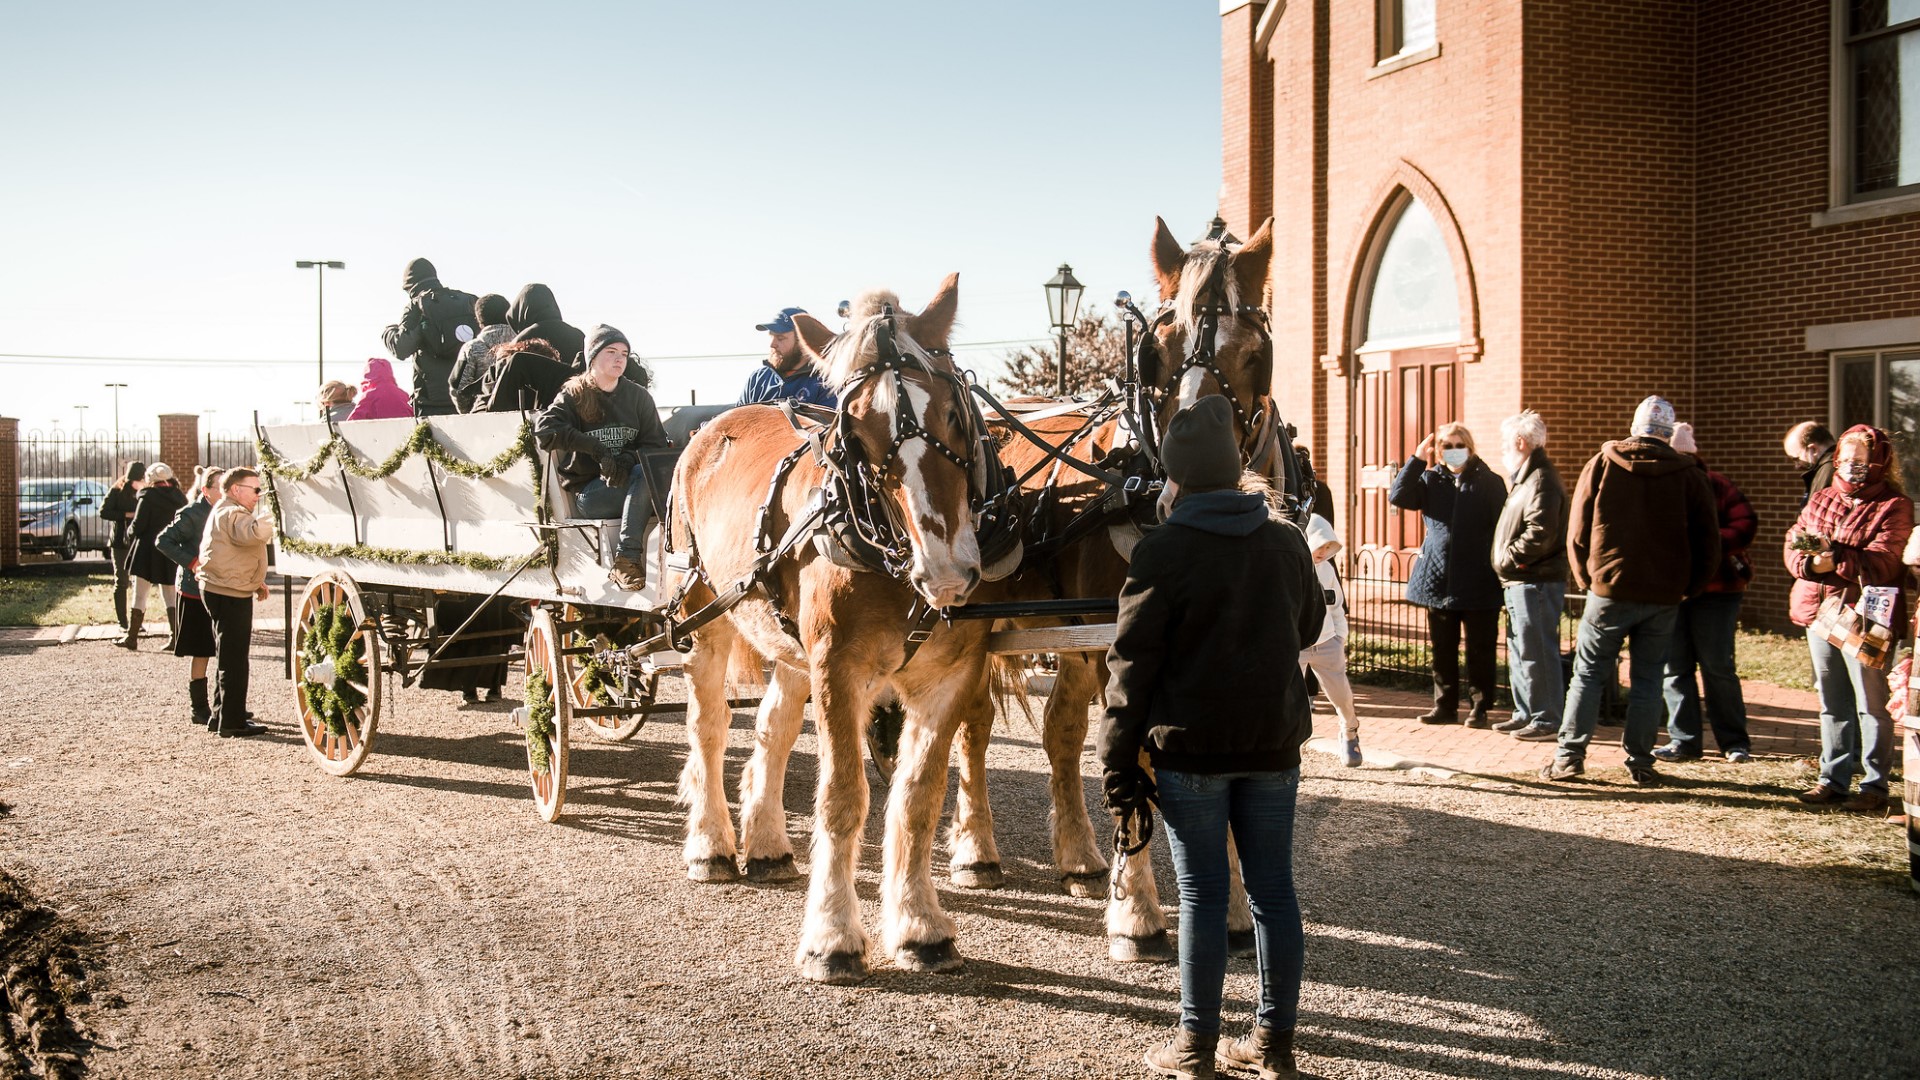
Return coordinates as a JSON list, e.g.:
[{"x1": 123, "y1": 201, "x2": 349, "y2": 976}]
[
  {"x1": 123, "y1": 460, "x2": 146, "y2": 483},
  {"x1": 1631, "y1": 396, "x2": 1676, "y2": 442},
  {"x1": 585, "y1": 324, "x2": 631, "y2": 365},
  {"x1": 145, "y1": 462, "x2": 174, "y2": 484},
  {"x1": 1162, "y1": 396, "x2": 1241, "y2": 491},
  {"x1": 402, "y1": 257, "x2": 438, "y2": 293},
  {"x1": 1670, "y1": 422, "x2": 1697, "y2": 454}
]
